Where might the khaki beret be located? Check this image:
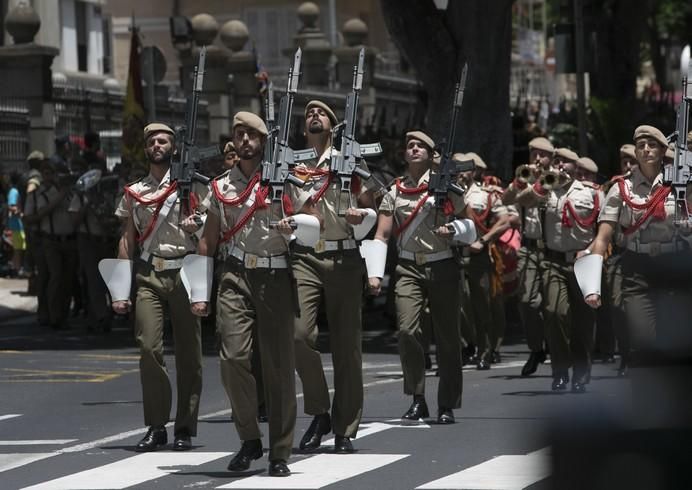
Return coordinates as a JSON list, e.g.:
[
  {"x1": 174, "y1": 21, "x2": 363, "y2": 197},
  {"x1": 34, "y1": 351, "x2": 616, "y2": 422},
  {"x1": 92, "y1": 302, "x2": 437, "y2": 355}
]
[
  {"x1": 665, "y1": 144, "x2": 675, "y2": 160},
  {"x1": 576, "y1": 156, "x2": 598, "y2": 173},
  {"x1": 633, "y1": 125, "x2": 667, "y2": 148},
  {"x1": 26, "y1": 150, "x2": 45, "y2": 161},
  {"x1": 304, "y1": 100, "x2": 338, "y2": 126},
  {"x1": 143, "y1": 123, "x2": 175, "y2": 140},
  {"x1": 554, "y1": 147, "x2": 579, "y2": 162},
  {"x1": 619, "y1": 144, "x2": 636, "y2": 159},
  {"x1": 688, "y1": 130, "x2": 692, "y2": 143},
  {"x1": 528, "y1": 137, "x2": 554, "y2": 153},
  {"x1": 232, "y1": 111, "x2": 268, "y2": 136},
  {"x1": 463, "y1": 151, "x2": 487, "y2": 170},
  {"x1": 223, "y1": 141, "x2": 235, "y2": 154},
  {"x1": 406, "y1": 131, "x2": 435, "y2": 152}
]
